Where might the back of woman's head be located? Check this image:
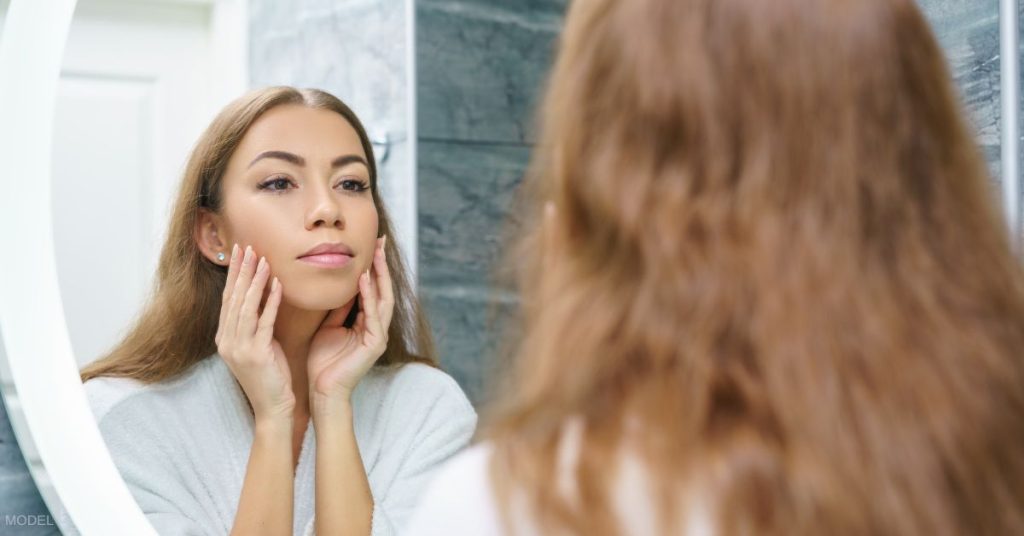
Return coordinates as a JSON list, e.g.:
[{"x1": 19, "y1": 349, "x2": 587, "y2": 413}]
[{"x1": 488, "y1": 0, "x2": 1024, "y2": 534}]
